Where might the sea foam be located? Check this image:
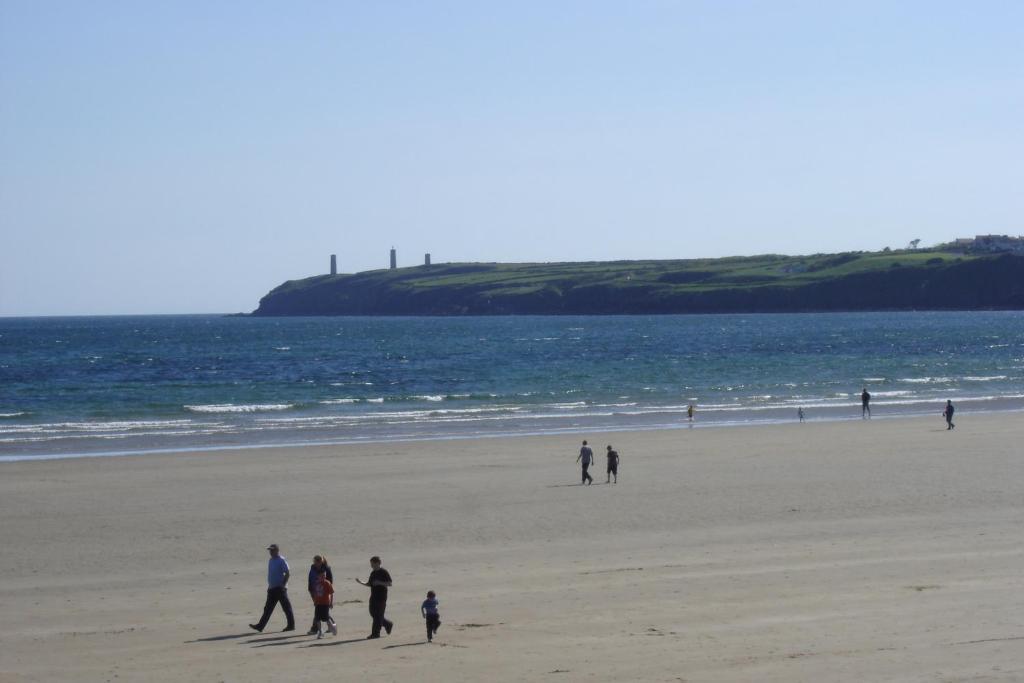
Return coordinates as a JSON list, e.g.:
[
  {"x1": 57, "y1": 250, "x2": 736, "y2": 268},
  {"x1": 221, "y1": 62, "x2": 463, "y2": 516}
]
[{"x1": 184, "y1": 404, "x2": 294, "y2": 413}]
